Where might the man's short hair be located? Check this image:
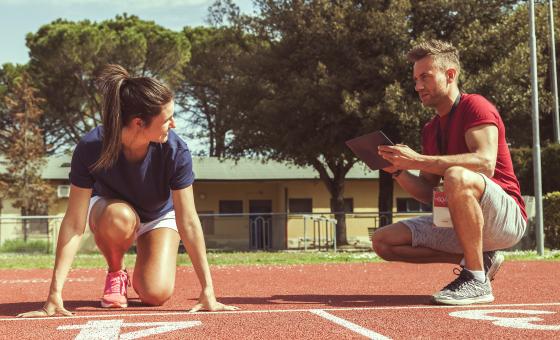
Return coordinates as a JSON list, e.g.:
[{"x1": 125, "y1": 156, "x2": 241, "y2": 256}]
[{"x1": 407, "y1": 39, "x2": 461, "y2": 77}]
